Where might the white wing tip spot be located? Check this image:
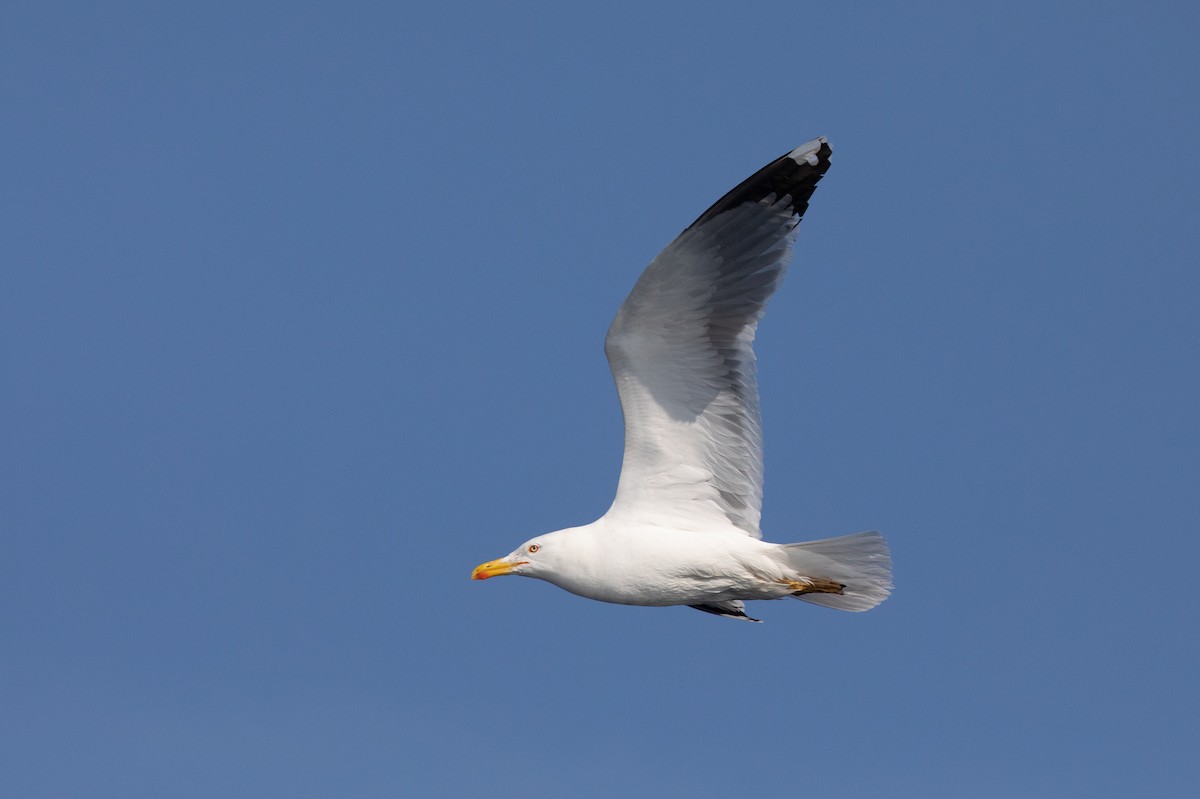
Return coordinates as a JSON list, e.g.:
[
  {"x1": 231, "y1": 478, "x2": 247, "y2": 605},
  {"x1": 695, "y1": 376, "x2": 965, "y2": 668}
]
[{"x1": 787, "y1": 136, "x2": 829, "y2": 167}]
